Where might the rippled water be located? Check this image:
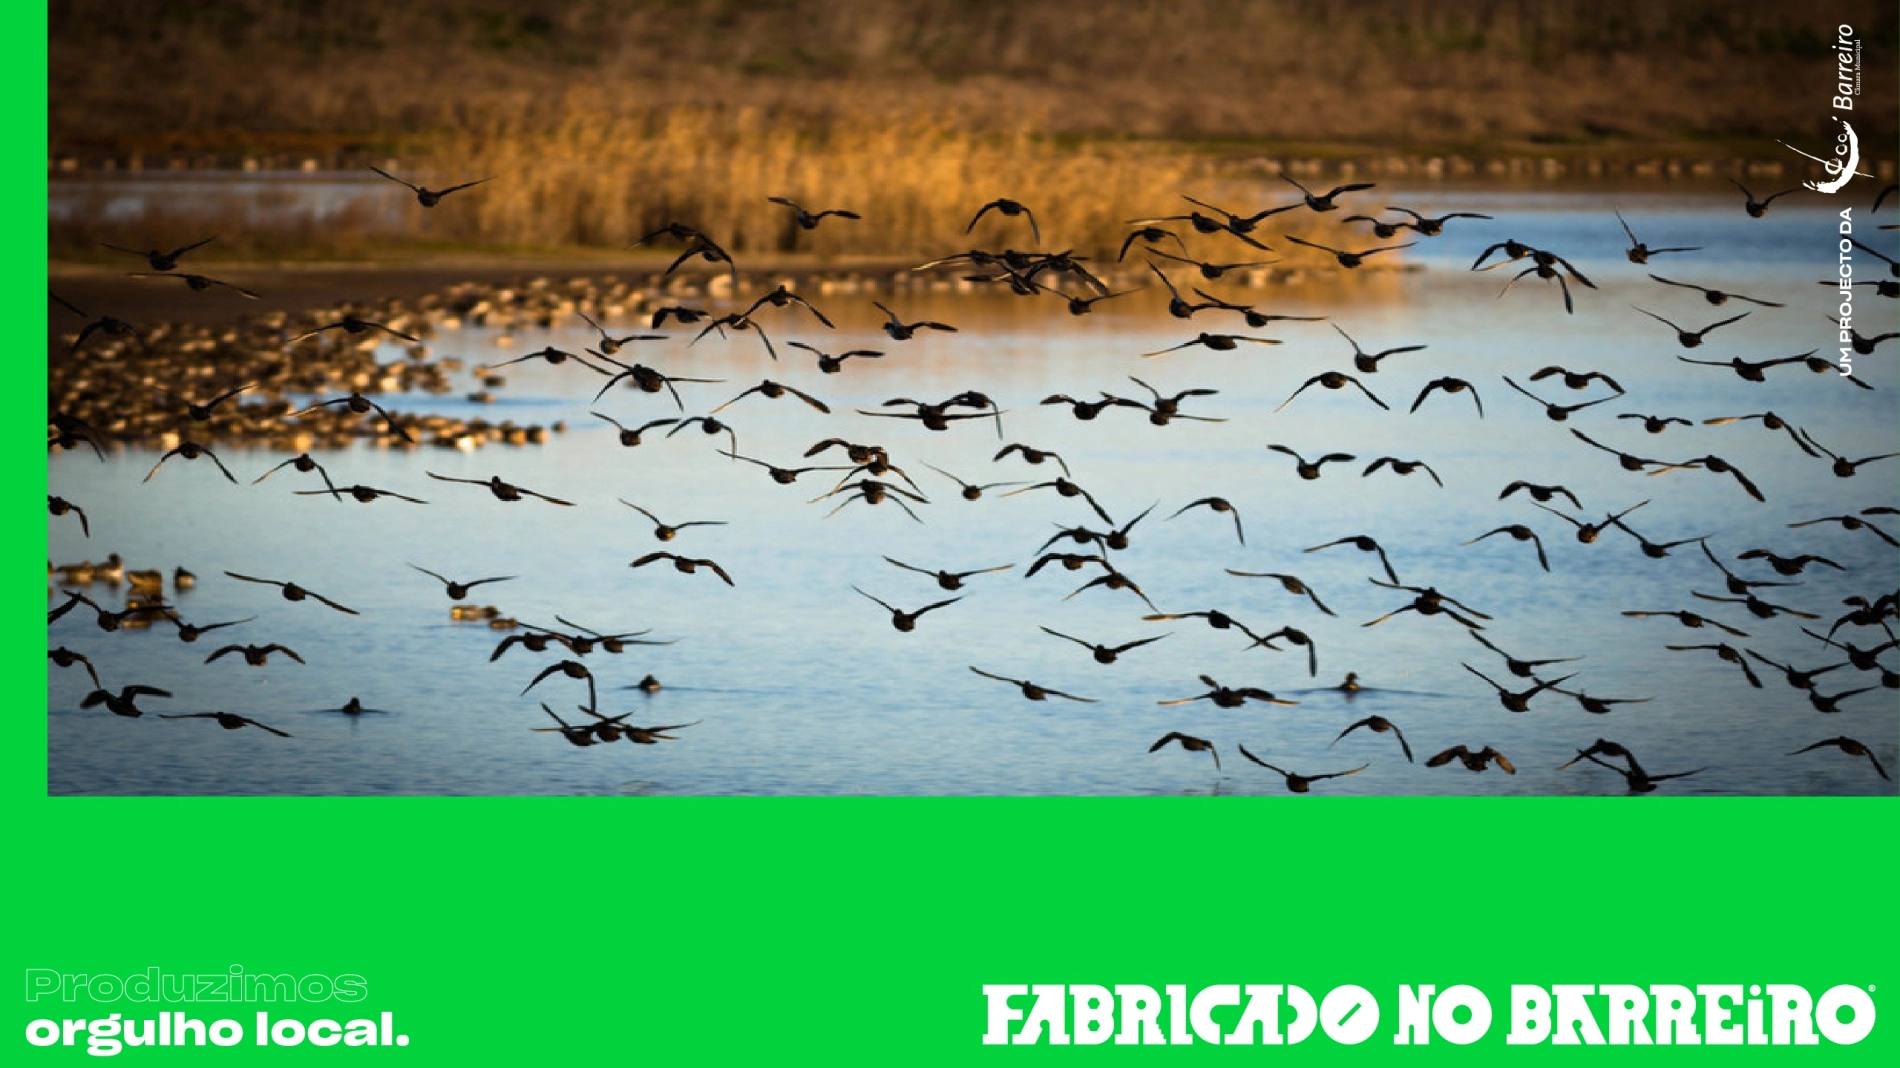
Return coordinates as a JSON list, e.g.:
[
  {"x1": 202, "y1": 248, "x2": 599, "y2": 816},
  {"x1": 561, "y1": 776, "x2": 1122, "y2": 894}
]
[{"x1": 47, "y1": 189, "x2": 1899, "y2": 795}]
